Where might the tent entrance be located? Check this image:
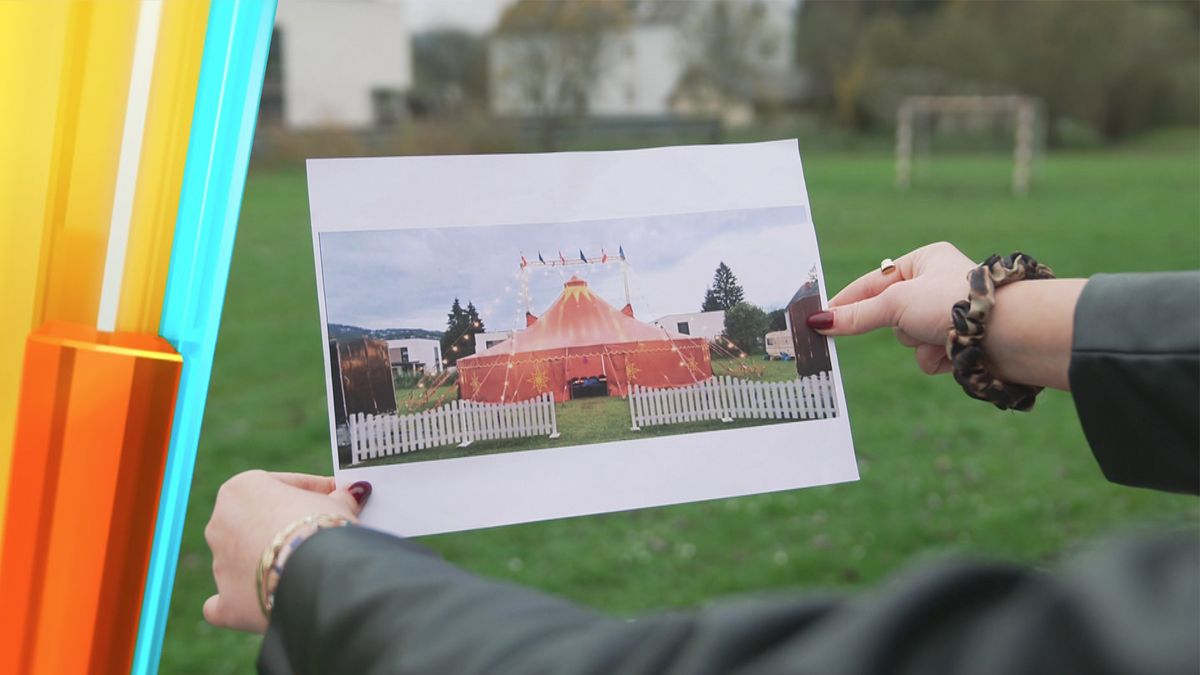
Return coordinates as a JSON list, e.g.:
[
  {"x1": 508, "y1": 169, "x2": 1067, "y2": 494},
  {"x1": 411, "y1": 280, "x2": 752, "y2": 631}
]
[{"x1": 569, "y1": 375, "x2": 609, "y2": 399}]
